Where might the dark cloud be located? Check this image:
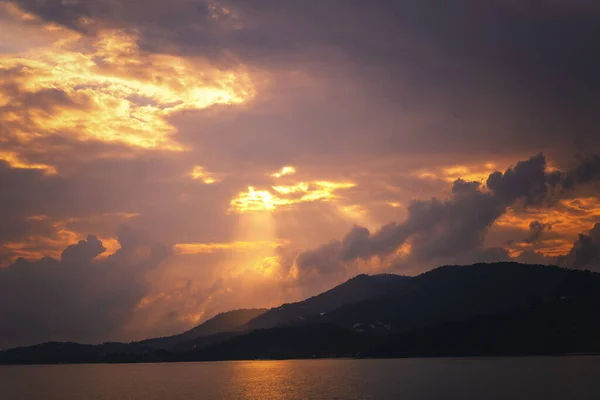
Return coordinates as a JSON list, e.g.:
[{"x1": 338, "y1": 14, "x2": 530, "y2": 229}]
[
  {"x1": 0, "y1": 161, "x2": 62, "y2": 247},
  {"x1": 295, "y1": 240, "x2": 342, "y2": 279},
  {"x1": 60, "y1": 234, "x2": 105, "y2": 265},
  {"x1": 0, "y1": 228, "x2": 170, "y2": 349},
  {"x1": 0, "y1": 152, "x2": 241, "y2": 264},
  {"x1": 557, "y1": 223, "x2": 600, "y2": 270},
  {"x1": 515, "y1": 249, "x2": 556, "y2": 266},
  {"x1": 513, "y1": 223, "x2": 600, "y2": 271},
  {"x1": 524, "y1": 221, "x2": 551, "y2": 244},
  {"x1": 8, "y1": 0, "x2": 116, "y2": 32},
  {"x1": 295, "y1": 154, "x2": 600, "y2": 275},
  {"x1": 561, "y1": 155, "x2": 600, "y2": 190},
  {"x1": 3, "y1": 0, "x2": 600, "y2": 345},
  {"x1": 10, "y1": 0, "x2": 600, "y2": 157},
  {"x1": 486, "y1": 153, "x2": 550, "y2": 205}
]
